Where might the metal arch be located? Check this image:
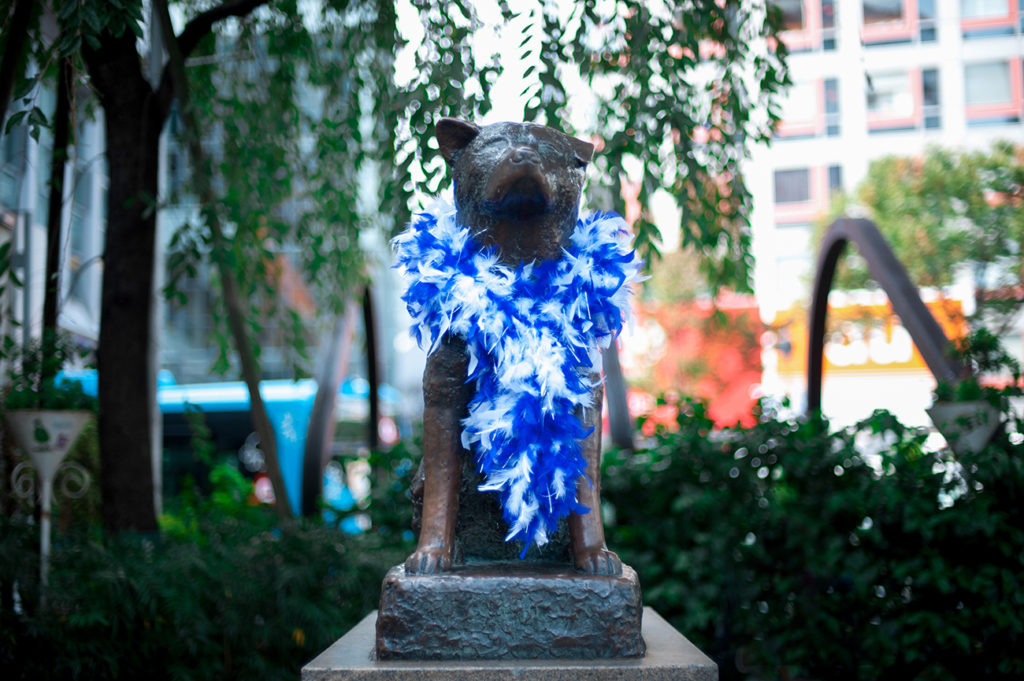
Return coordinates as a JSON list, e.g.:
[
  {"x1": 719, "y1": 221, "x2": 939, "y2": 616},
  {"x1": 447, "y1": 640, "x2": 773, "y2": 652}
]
[{"x1": 806, "y1": 217, "x2": 966, "y2": 413}]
